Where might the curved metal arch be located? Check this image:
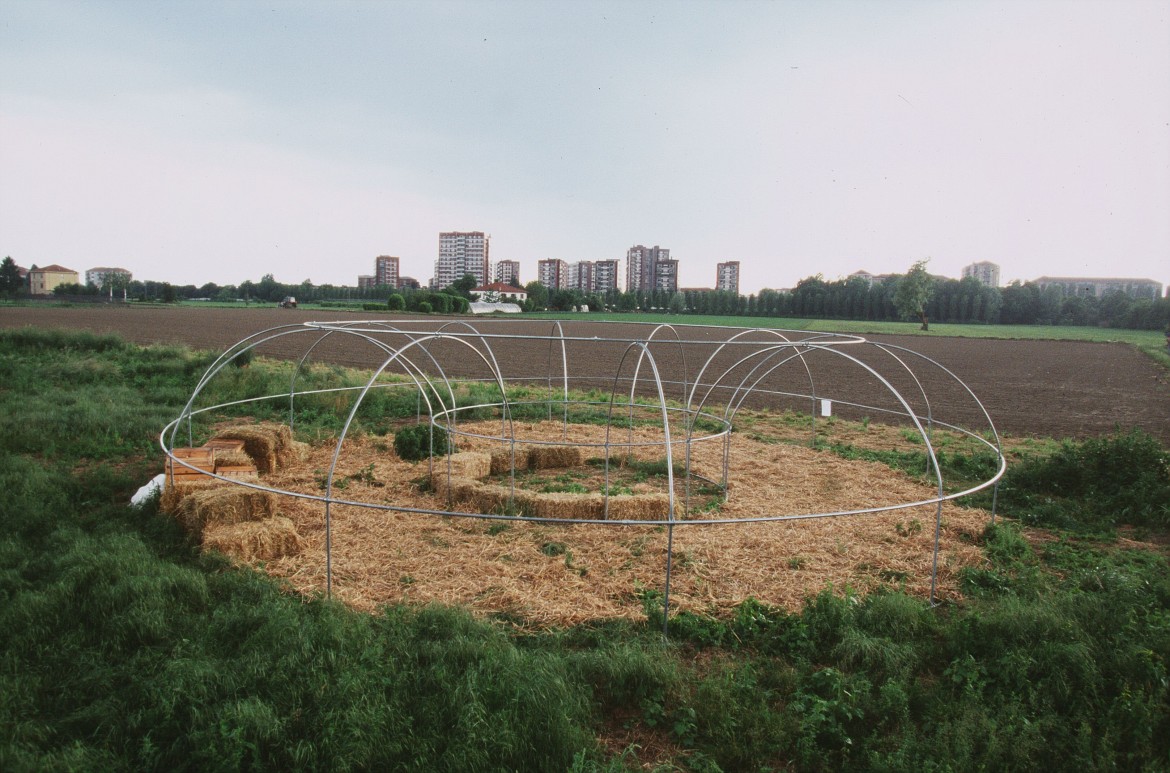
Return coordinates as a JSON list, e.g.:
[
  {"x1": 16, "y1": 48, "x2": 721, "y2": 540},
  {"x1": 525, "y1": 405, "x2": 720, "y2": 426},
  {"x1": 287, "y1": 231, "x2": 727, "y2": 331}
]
[
  {"x1": 322, "y1": 332, "x2": 515, "y2": 596},
  {"x1": 602, "y1": 340, "x2": 678, "y2": 634},
  {"x1": 171, "y1": 325, "x2": 330, "y2": 452},
  {"x1": 544, "y1": 321, "x2": 570, "y2": 432}
]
